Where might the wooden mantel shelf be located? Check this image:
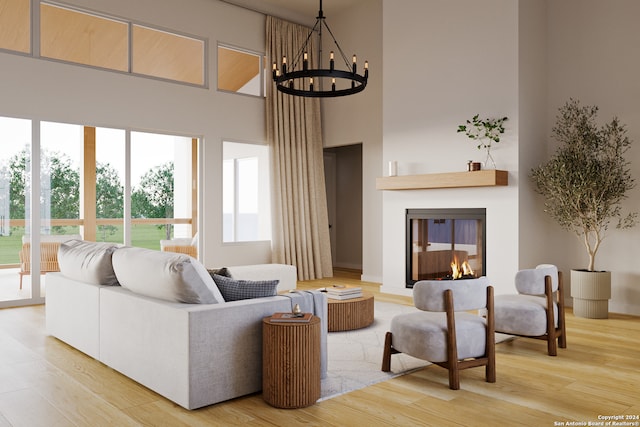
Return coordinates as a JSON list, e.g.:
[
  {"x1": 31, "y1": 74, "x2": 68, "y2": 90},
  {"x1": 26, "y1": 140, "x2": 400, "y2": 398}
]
[{"x1": 376, "y1": 170, "x2": 508, "y2": 190}]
